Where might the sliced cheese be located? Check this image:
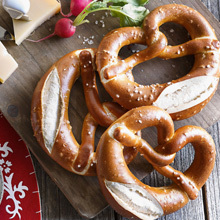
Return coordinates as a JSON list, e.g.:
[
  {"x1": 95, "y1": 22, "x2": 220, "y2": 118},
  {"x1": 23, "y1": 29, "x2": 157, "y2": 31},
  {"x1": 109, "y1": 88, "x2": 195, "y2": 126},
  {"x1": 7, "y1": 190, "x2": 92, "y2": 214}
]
[
  {"x1": 0, "y1": 42, "x2": 18, "y2": 83},
  {"x1": 13, "y1": 0, "x2": 61, "y2": 45}
]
